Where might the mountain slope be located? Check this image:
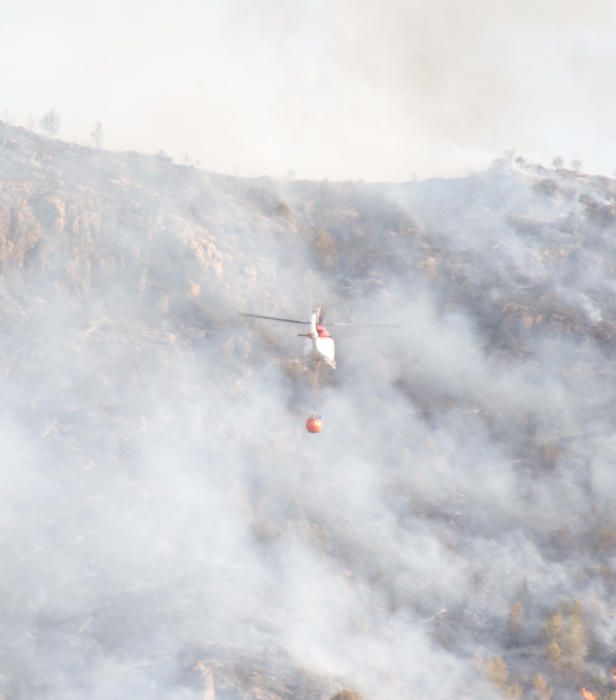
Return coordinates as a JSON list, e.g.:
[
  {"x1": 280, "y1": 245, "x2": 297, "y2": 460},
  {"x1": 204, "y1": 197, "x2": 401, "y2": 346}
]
[{"x1": 1, "y1": 122, "x2": 616, "y2": 700}]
